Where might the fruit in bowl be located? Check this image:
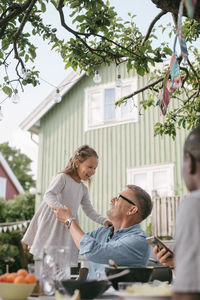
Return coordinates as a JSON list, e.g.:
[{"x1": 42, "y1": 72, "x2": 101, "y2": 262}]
[{"x1": 0, "y1": 269, "x2": 37, "y2": 300}]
